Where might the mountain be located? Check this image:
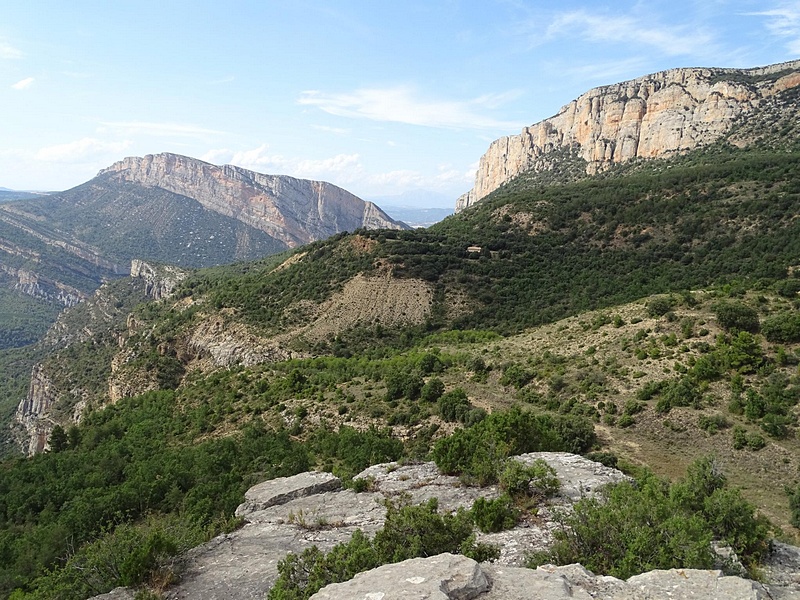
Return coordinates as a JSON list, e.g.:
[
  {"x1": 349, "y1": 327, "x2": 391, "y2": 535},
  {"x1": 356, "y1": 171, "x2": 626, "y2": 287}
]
[
  {"x1": 0, "y1": 154, "x2": 407, "y2": 348},
  {"x1": 457, "y1": 59, "x2": 800, "y2": 211},
  {"x1": 2, "y1": 61, "x2": 800, "y2": 598}
]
